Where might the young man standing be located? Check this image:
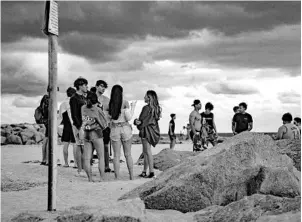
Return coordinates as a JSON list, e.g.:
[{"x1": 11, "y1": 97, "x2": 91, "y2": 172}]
[
  {"x1": 201, "y1": 102, "x2": 218, "y2": 147},
  {"x1": 95, "y1": 80, "x2": 112, "y2": 173},
  {"x1": 189, "y1": 100, "x2": 202, "y2": 151},
  {"x1": 70, "y1": 77, "x2": 88, "y2": 176},
  {"x1": 274, "y1": 113, "x2": 300, "y2": 140},
  {"x1": 169, "y1": 114, "x2": 176, "y2": 149},
  {"x1": 232, "y1": 102, "x2": 253, "y2": 135},
  {"x1": 294, "y1": 117, "x2": 301, "y2": 134}
]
